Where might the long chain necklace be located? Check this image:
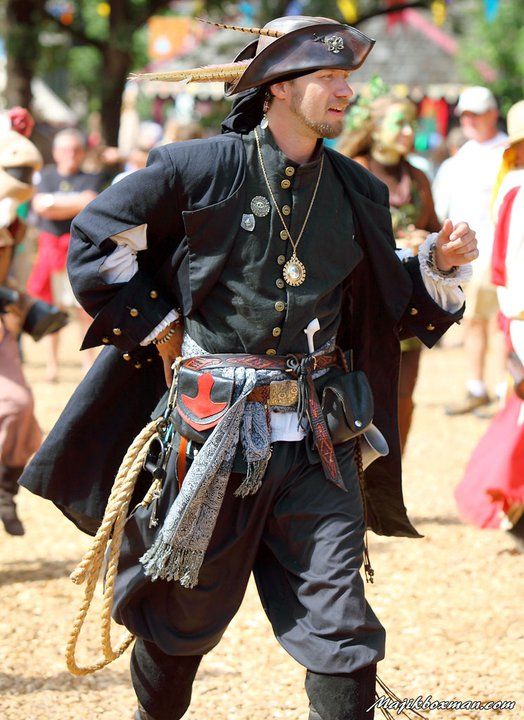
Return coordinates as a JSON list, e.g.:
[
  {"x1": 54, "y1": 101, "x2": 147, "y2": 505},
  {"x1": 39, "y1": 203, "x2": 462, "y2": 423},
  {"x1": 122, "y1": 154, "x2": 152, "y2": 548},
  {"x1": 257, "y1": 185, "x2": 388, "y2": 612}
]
[{"x1": 254, "y1": 127, "x2": 324, "y2": 287}]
